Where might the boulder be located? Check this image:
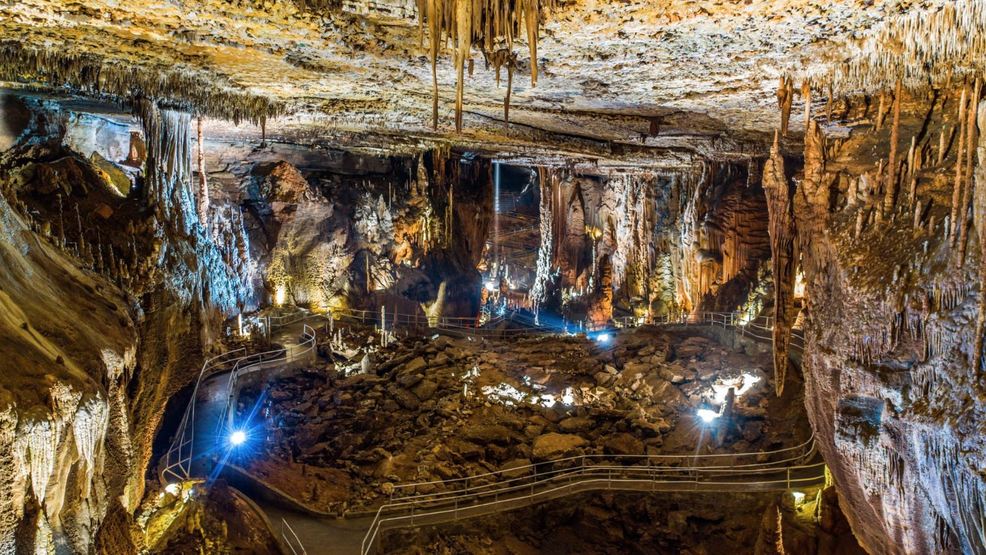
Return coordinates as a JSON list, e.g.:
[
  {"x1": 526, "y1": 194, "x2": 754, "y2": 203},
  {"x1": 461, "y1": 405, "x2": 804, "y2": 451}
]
[
  {"x1": 603, "y1": 433, "x2": 644, "y2": 455},
  {"x1": 532, "y1": 433, "x2": 587, "y2": 459},
  {"x1": 558, "y1": 416, "x2": 594, "y2": 433},
  {"x1": 462, "y1": 424, "x2": 514, "y2": 445},
  {"x1": 499, "y1": 458, "x2": 533, "y2": 479},
  {"x1": 411, "y1": 379, "x2": 437, "y2": 400}
]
